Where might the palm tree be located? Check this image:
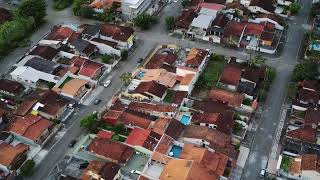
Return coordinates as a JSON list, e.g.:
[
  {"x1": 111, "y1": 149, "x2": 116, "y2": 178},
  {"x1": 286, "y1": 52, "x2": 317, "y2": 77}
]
[
  {"x1": 120, "y1": 72, "x2": 133, "y2": 86},
  {"x1": 249, "y1": 55, "x2": 266, "y2": 67}
]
